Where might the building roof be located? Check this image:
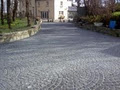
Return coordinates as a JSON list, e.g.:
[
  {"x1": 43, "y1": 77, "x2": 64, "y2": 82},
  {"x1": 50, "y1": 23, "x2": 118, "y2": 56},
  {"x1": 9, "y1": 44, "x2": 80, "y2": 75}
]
[{"x1": 68, "y1": 6, "x2": 77, "y2": 12}]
